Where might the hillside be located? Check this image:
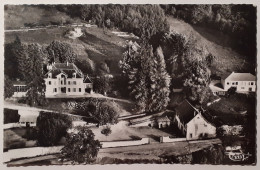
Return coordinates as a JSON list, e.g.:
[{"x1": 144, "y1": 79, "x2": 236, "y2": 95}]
[{"x1": 167, "y1": 17, "x2": 254, "y2": 77}]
